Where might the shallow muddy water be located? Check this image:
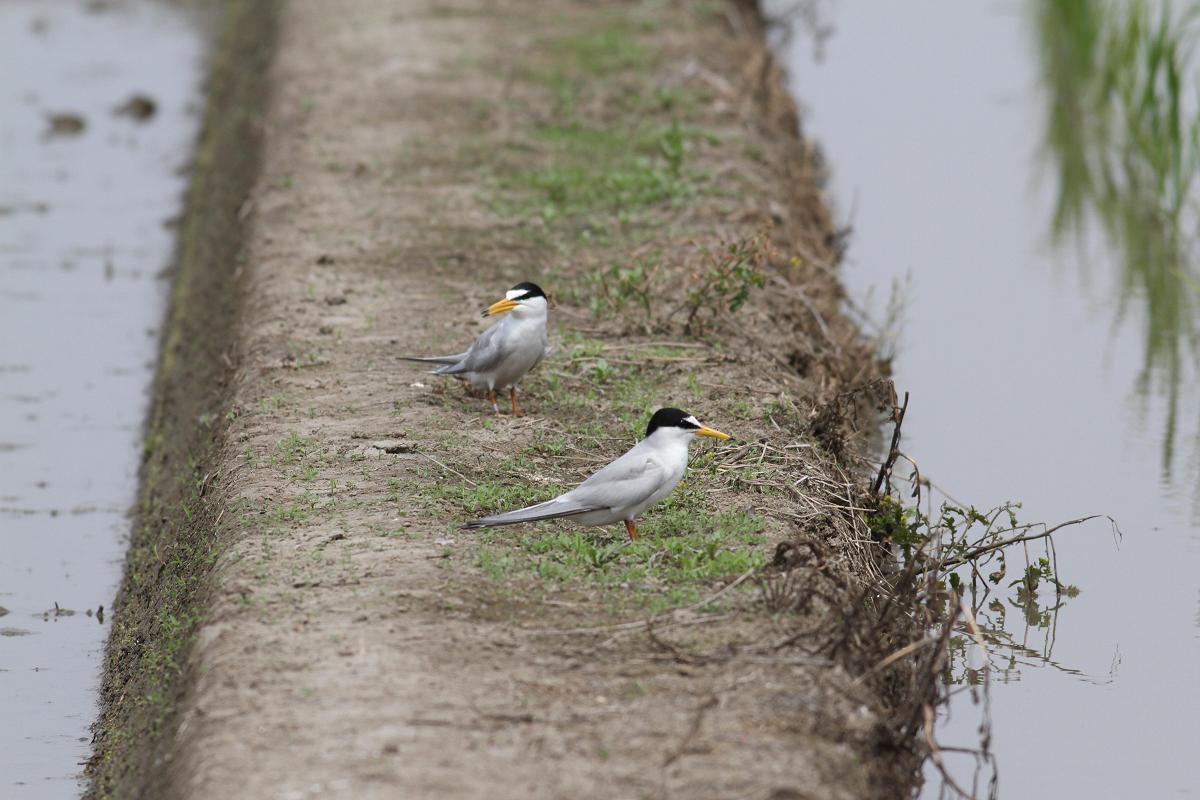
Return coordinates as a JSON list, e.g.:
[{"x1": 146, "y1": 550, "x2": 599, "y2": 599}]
[
  {"x1": 0, "y1": 2, "x2": 207, "y2": 796},
  {"x1": 773, "y1": 1, "x2": 1200, "y2": 797}
]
